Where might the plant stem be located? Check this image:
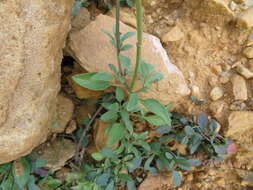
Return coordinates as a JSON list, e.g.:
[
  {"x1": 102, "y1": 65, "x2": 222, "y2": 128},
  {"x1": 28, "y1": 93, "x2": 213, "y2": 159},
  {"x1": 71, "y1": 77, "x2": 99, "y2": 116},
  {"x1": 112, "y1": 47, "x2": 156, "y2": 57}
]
[
  {"x1": 115, "y1": 0, "x2": 123, "y2": 75},
  {"x1": 74, "y1": 106, "x2": 103, "y2": 165},
  {"x1": 130, "y1": 0, "x2": 143, "y2": 91}
]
